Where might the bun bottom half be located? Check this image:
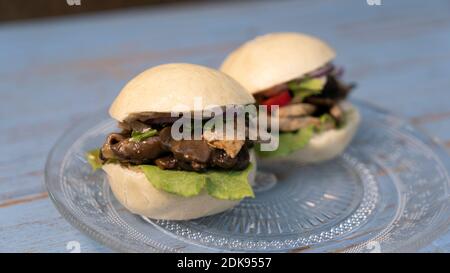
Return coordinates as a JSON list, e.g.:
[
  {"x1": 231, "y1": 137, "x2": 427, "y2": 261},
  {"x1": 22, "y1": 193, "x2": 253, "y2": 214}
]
[
  {"x1": 261, "y1": 102, "x2": 360, "y2": 164},
  {"x1": 102, "y1": 151, "x2": 256, "y2": 220}
]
